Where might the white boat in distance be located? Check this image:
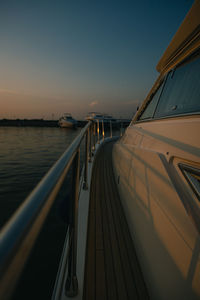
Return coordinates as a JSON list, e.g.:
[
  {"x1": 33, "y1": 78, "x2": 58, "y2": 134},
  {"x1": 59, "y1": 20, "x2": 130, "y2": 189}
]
[
  {"x1": 58, "y1": 113, "x2": 77, "y2": 128},
  {"x1": 85, "y1": 112, "x2": 104, "y2": 121},
  {"x1": 85, "y1": 111, "x2": 117, "y2": 123}
]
